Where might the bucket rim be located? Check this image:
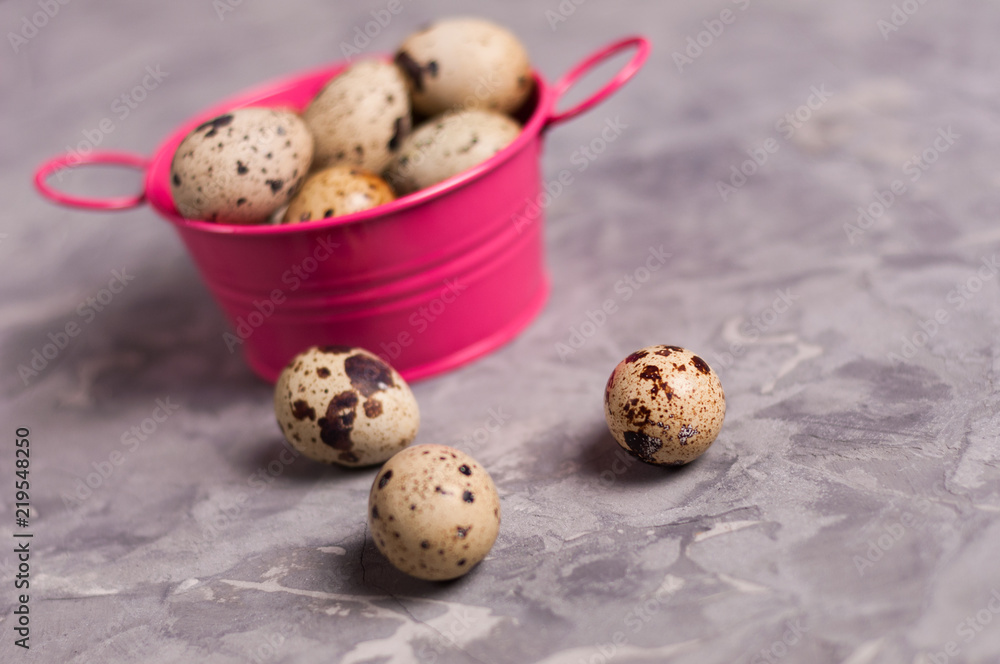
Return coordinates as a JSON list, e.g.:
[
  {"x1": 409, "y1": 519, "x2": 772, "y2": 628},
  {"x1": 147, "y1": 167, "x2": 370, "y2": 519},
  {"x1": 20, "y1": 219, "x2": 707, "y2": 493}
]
[{"x1": 35, "y1": 37, "x2": 650, "y2": 225}]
